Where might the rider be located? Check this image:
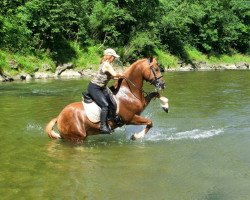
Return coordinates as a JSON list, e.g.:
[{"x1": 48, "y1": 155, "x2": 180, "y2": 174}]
[{"x1": 87, "y1": 48, "x2": 122, "y2": 134}]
